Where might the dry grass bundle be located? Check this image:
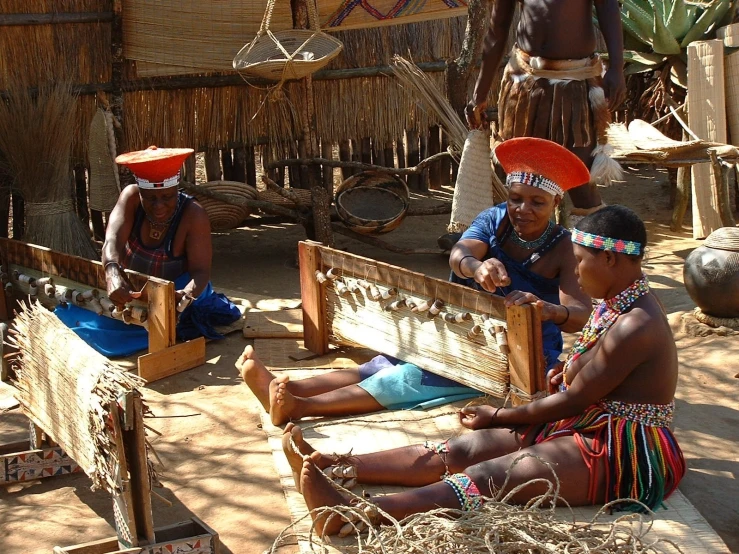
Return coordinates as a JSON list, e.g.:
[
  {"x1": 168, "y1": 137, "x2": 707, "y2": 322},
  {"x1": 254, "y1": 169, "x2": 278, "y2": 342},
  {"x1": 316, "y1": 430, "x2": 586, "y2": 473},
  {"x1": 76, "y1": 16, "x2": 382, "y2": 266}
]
[
  {"x1": 0, "y1": 79, "x2": 98, "y2": 258},
  {"x1": 390, "y1": 55, "x2": 508, "y2": 202},
  {"x1": 6, "y1": 300, "x2": 147, "y2": 493},
  {"x1": 271, "y1": 454, "x2": 682, "y2": 553}
]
